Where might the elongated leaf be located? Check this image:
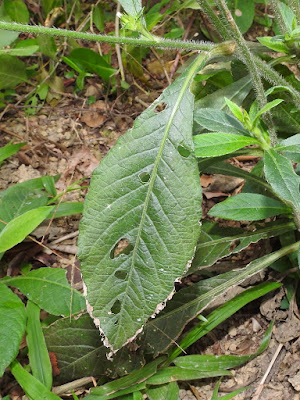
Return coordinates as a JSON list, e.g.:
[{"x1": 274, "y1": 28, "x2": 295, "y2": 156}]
[
  {"x1": 146, "y1": 382, "x2": 179, "y2": 400},
  {"x1": 257, "y1": 36, "x2": 289, "y2": 53},
  {"x1": 140, "y1": 245, "x2": 296, "y2": 357},
  {"x1": 89, "y1": 358, "x2": 165, "y2": 398},
  {"x1": 211, "y1": 379, "x2": 247, "y2": 400},
  {"x1": 0, "y1": 54, "x2": 27, "y2": 89},
  {"x1": 190, "y1": 220, "x2": 295, "y2": 271},
  {"x1": 194, "y1": 76, "x2": 252, "y2": 112},
  {"x1": 208, "y1": 193, "x2": 291, "y2": 221},
  {"x1": 0, "y1": 45, "x2": 39, "y2": 56},
  {"x1": 2, "y1": 268, "x2": 86, "y2": 316},
  {"x1": 26, "y1": 301, "x2": 52, "y2": 389},
  {"x1": 10, "y1": 360, "x2": 62, "y2": 400},
  {"x1": 0, "y1": 206, "x2": 54, "y2": 253},
  {"x1": 252, "y1": 99, "x2": 283, "y2": 125},
  {"x1": 193, "y1": 108, "x2": 249, "y2": 136},
  {"x1": 0, "y1": 284, "x2": 26, "y2": 377},
  {"x1": 86, "y1": 383, "x2": 147, "y2": 400},
  {"x1": 78, "y1": 55, "x2": 206, "y2": 350},
  {"x1": 174, "y1": 321, "x2": 272, "y2": 370},
  {"x1": 48, "y1": 202, "x2": 83, "y2": 218},
  {"x1": 170, "y1": 282, "x2": 279, "y2": 360},
  {"x1": 193, "y1": 133, "x2": 259, "y2": 157},
  {"x1": 44, "y1": 313, "x2": 145, "y2": 383},
  {"x1": 0, "y1": 142, "x2": 25, "y2": 163},
  {"x1": 146, "y1": 368, "x2": 229, "y2": 385},
  {"x1": 264, "y1": 149, "x2": 300, "y2": 212}
]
